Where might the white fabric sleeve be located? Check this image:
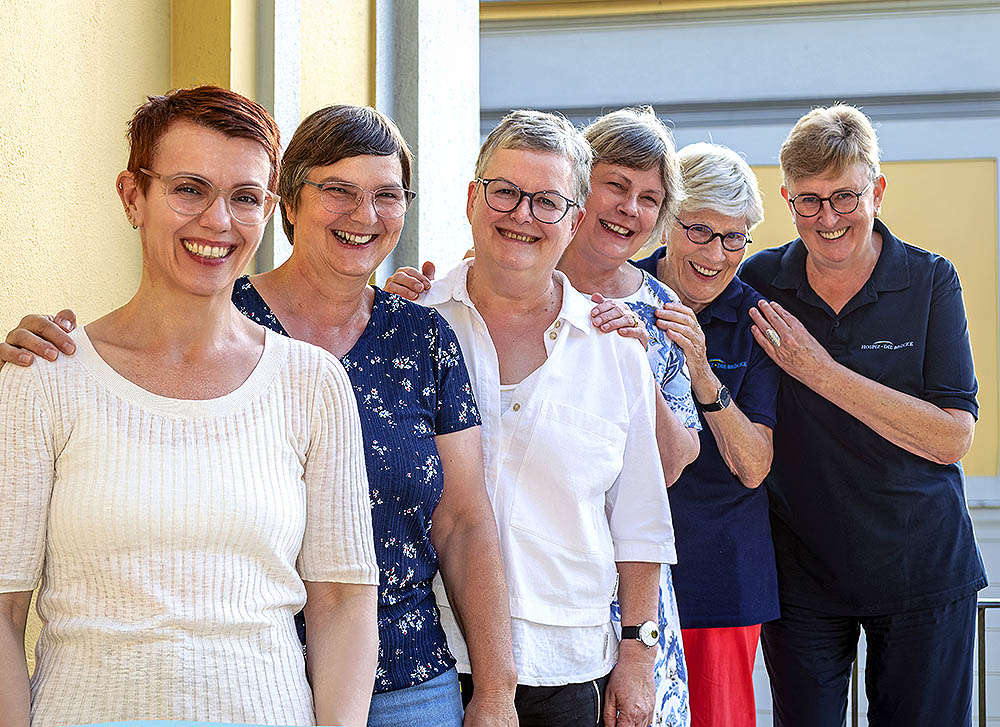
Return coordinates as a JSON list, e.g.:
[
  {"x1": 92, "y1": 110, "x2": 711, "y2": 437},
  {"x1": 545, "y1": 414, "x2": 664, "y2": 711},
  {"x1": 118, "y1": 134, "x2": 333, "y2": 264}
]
[
  {"x1": 297, "y1": 355, "x2": 379, "y2": 585},
  {"x1": 606, "y1": 348, "x2": 676, "y2": 565},
  {"x1": 0, "y1": 363, "x2": 56, "y2": 592}
]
